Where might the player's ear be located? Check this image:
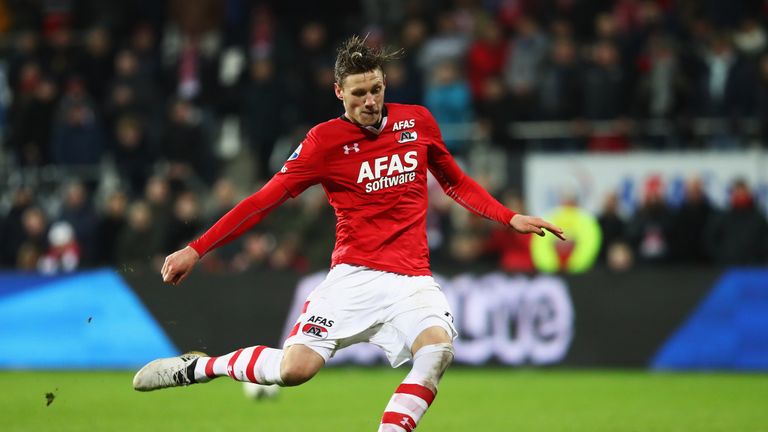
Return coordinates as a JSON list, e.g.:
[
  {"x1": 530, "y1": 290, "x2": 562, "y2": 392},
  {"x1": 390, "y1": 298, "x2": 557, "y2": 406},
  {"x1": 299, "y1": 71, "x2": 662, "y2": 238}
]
[{"x1": 334, "y1": 82, "x2": 343, "y2": 100}]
